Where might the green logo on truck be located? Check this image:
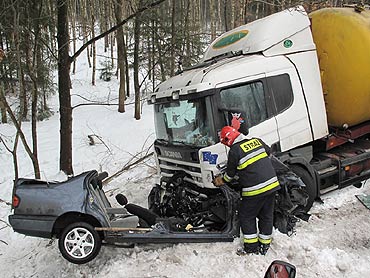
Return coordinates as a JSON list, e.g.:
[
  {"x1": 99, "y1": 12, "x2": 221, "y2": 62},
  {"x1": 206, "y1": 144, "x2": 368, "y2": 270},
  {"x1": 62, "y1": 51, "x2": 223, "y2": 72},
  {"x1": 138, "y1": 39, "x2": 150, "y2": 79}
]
[
  {"x1": 212, "y1": 30, "x2": 249, "y2": 49},
  {"x1": 283, "y1": 39, "x2": 293, "y2": 48}
]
